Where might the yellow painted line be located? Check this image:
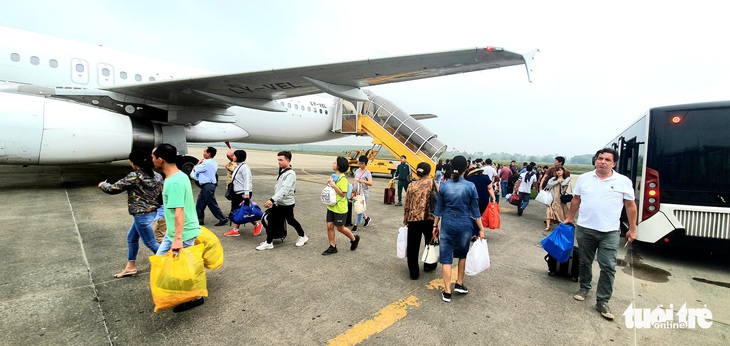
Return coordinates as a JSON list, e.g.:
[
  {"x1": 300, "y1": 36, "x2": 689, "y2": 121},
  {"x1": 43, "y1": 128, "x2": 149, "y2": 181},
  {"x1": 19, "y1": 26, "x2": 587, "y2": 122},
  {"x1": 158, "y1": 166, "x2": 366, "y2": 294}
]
[{"x1": 327, "y1": 295, "x2": 421, "y2": 346}]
